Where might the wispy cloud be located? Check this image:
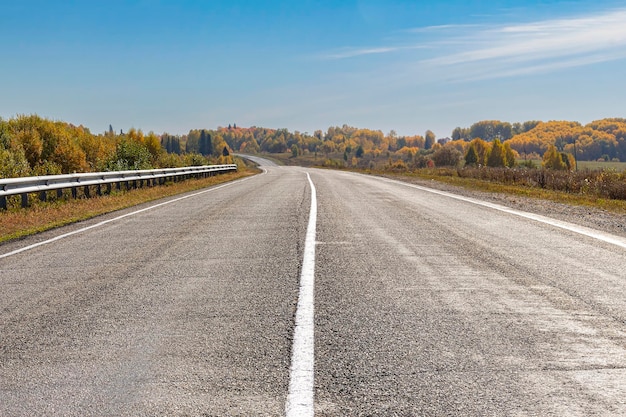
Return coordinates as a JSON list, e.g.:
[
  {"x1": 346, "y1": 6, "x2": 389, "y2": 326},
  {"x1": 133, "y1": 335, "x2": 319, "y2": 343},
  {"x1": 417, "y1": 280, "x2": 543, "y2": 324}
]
[
  {"x1": 320, "y1": 45, "x2": 426, "y2": 60},
  {"x1": 318, "y1": 8, "x2": 626, "y2": 81},
  {"x1": 321, "y1": 46, "x2": 405, "y2": 60},
  {"x1": 425, "y1": 10, "x2": 626, "y2": 66},
  {"x1": 406, "y1": 24, "x2": 481, "y2": 33}
]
